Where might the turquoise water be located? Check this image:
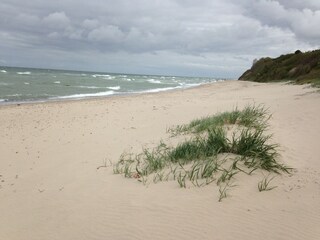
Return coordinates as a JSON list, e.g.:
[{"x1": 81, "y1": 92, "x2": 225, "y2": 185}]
[{"x1": 0, "y1": 66, "x2": 222, "y2": 104}]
